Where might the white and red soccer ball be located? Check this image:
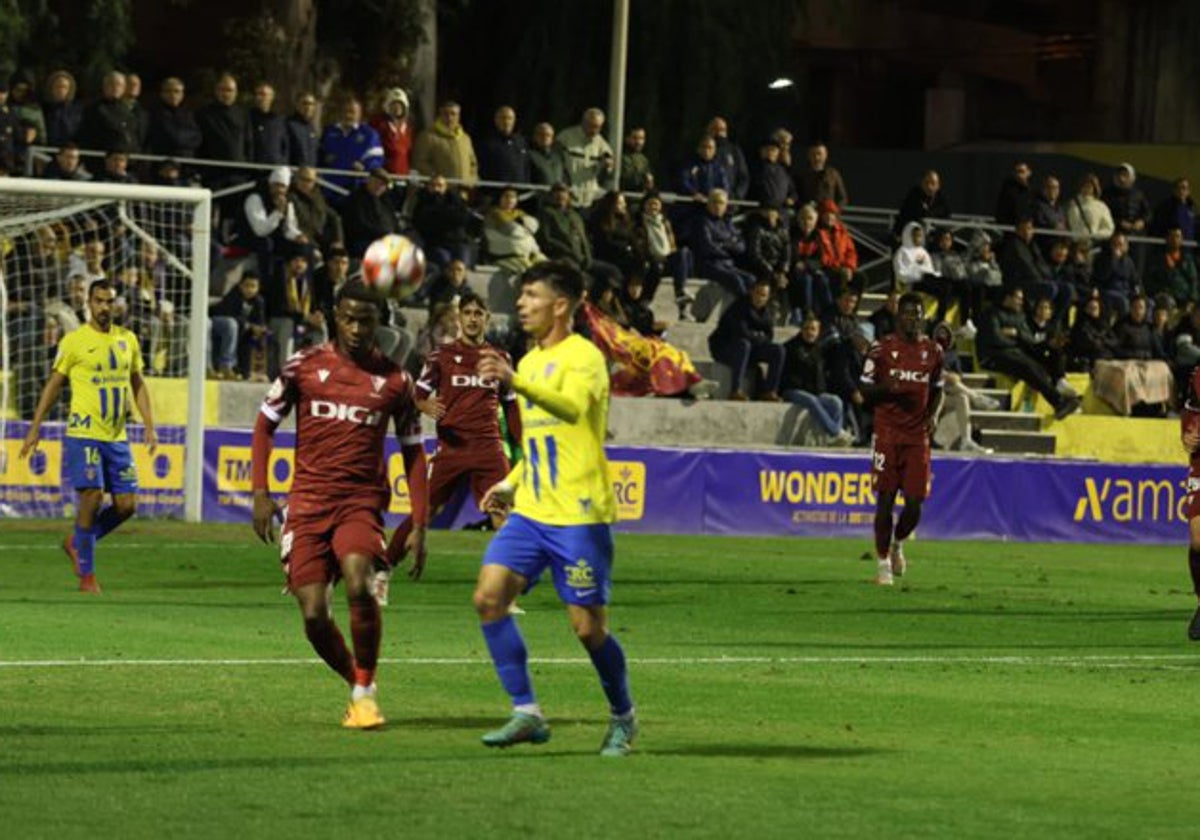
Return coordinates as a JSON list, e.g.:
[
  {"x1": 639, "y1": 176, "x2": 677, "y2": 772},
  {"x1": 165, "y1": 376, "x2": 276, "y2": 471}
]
[{"x1": 360, "y1": 234, "x2": 425, "y2": 301}]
